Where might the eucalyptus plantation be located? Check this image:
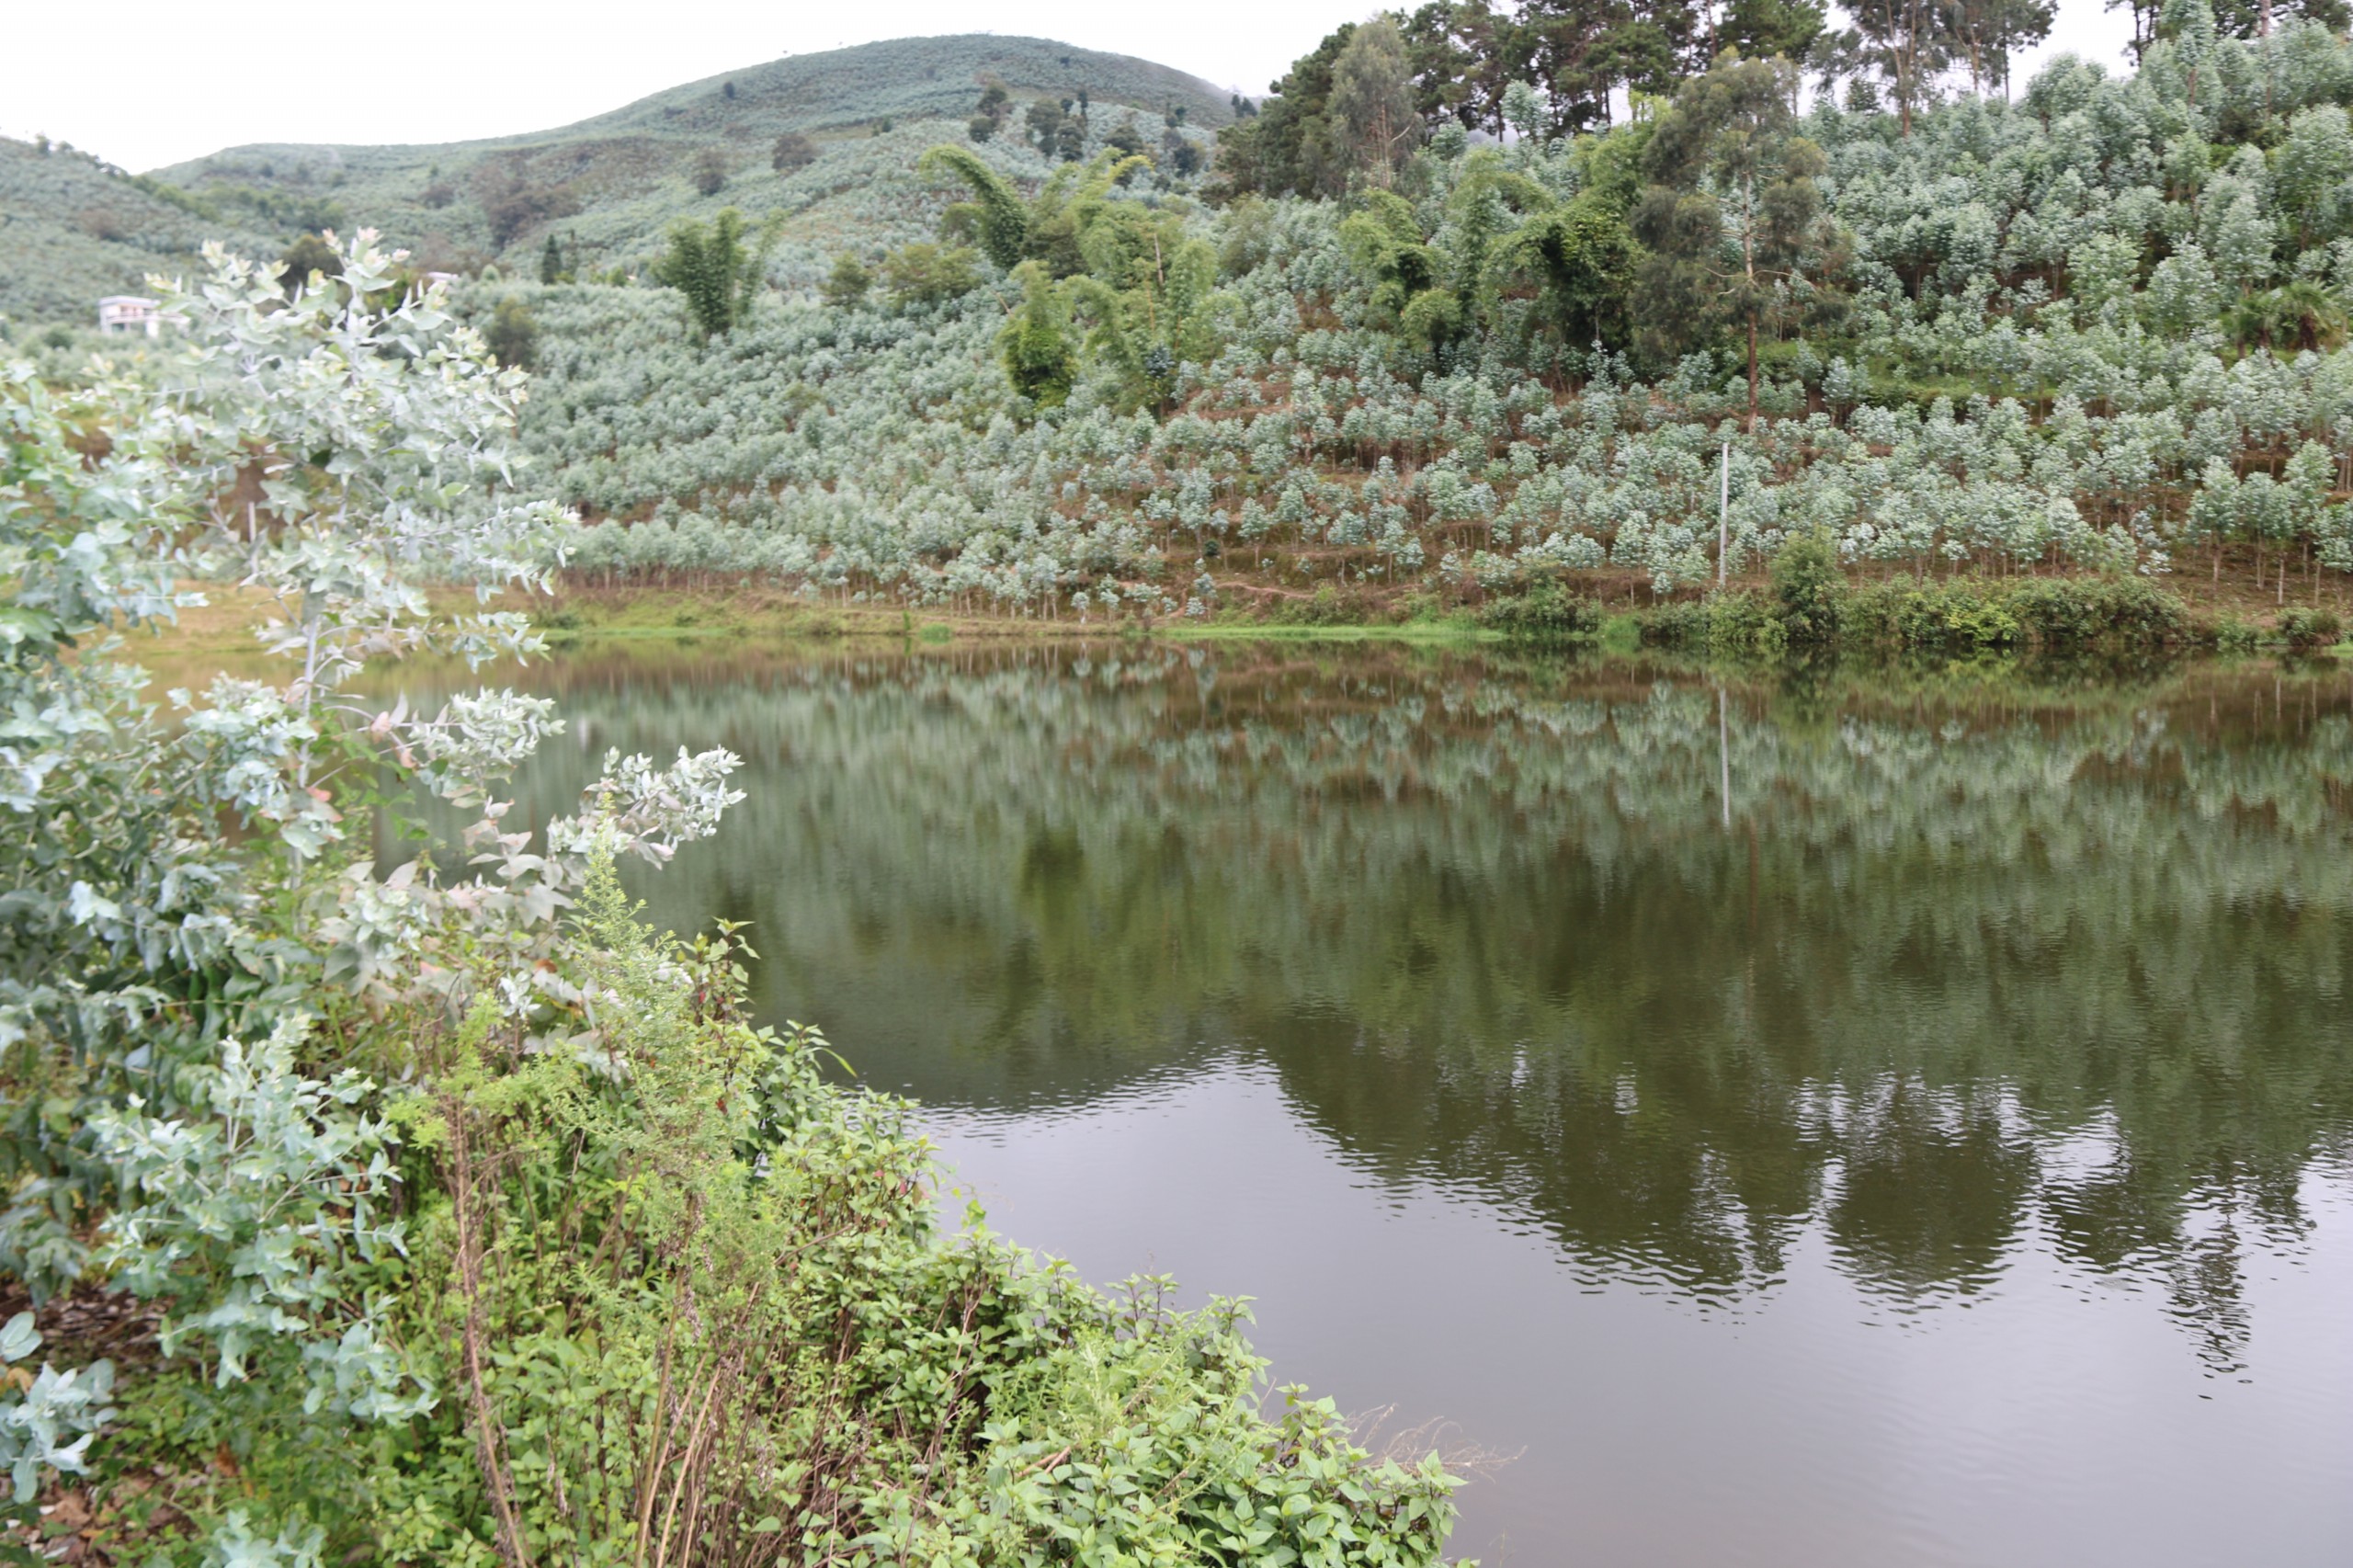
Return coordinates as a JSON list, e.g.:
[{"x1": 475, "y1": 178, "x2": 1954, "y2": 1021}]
[{"x1": 442, "y1": 5, "x2": 2353, "y2": 633}]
